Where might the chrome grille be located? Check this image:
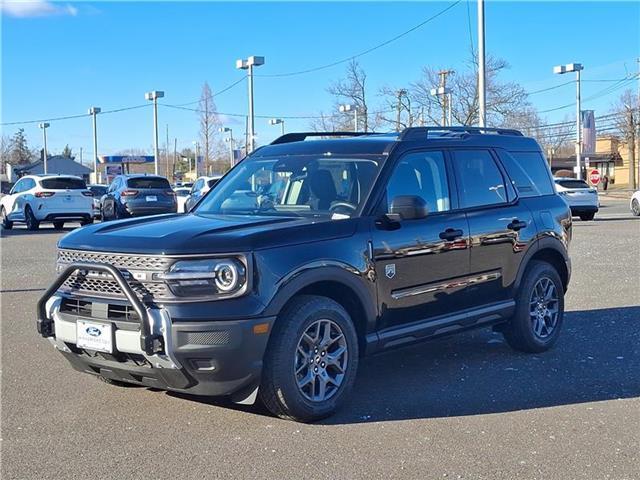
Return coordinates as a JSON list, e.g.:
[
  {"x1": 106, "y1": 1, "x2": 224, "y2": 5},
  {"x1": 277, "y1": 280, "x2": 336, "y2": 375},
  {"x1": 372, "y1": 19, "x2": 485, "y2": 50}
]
[
  {"x1": 57, "y1": 249, "x2": 173, "y2": 301},
  {"x1": 61, "y1": 275, "x2": 172, "y2": 300},
  {"x1": 58, "y1": 249, "x2": 172, "y2": 271}
]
